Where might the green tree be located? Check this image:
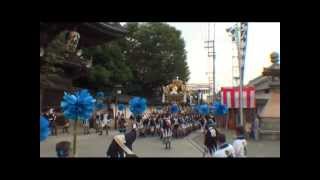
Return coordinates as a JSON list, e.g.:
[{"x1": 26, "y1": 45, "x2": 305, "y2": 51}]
[
  {"x1": 121, "y1": 22, "x2": 190, "y2": 97},
  {"x1": 40, "y1": 31, "x2": 68, "y2": 75},
  {"x1": 74, "y1": 41, "x2": 133, "y2": 92},
  {"x1": 76, "y1": 22, "x2": 190, "y2": 98}
]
